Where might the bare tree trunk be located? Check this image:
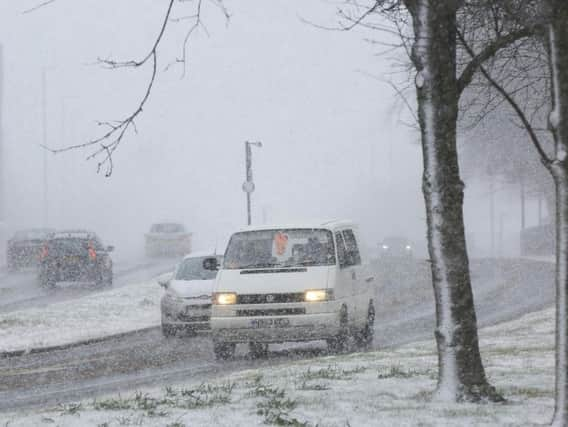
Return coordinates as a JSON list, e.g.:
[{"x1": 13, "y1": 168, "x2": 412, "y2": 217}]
[
  {"x1": 405, "y1": 0, "x2": 501, "y2": 402},
  {"x1": 547, "y1": 1, "x2": 568, "y2": 424},
  {"x1": 551, "y1": 164, "x2": 568, "y2": 426},
  {"x1": 547, "y1": 182, "x2": 557, "y2": 224}
]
